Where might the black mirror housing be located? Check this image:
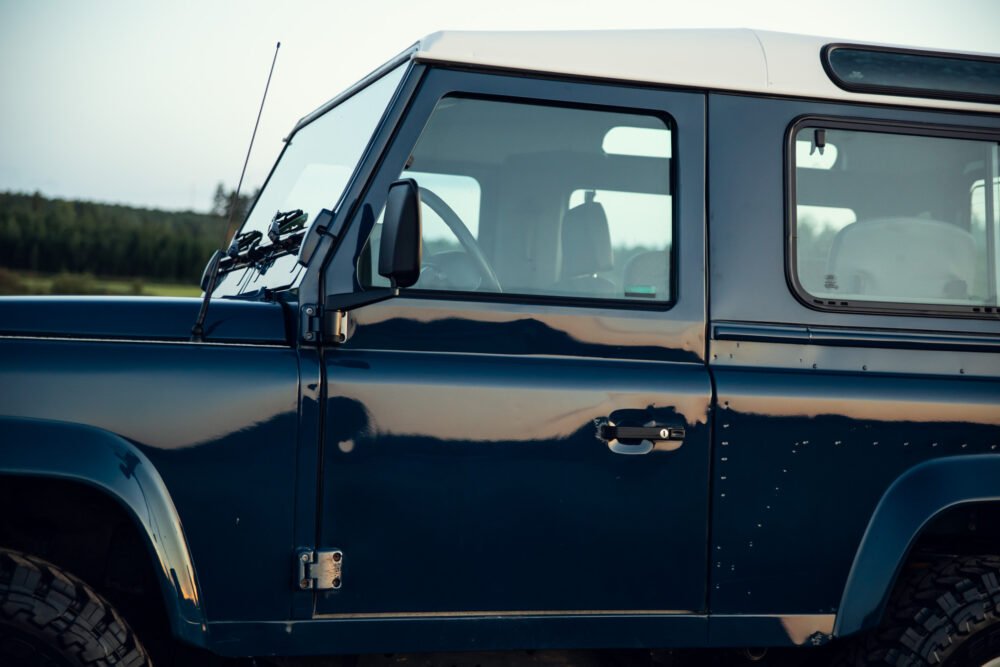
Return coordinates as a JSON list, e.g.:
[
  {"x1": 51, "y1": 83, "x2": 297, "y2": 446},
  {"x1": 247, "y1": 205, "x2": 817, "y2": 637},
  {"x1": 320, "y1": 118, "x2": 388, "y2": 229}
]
[
  {"x1": 199, "y1": 249, "x2": 225, "y2": 293},
  {"x1": 378, "y1": 179, "x2": 422, "y2": 288}
]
